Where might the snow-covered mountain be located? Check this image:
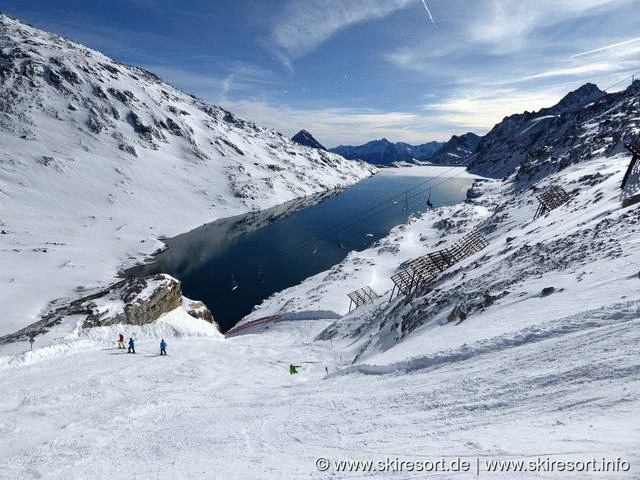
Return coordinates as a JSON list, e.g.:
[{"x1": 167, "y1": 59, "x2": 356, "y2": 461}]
[
  {"x1": 466, "y1": 82, "x2": 640, "y2": 180},
  {"x1": 0, "y1": 14, "x2": 374, "y2": 335},
  {"x1": 1, "y1": 15, "x2": 640, "y2": 477},
  {"x1": 329, "y1": 138, "x2": 443, "y2": 165},
  {"x1": 427, "y1": 132, "x2": 480, "y2": 165},
  {"x1": 332, "y1": 81, "x2": 639, "y2": 174},
  {"x1": 291, "y1": 129, "x2": 325, "y2": 150}
]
